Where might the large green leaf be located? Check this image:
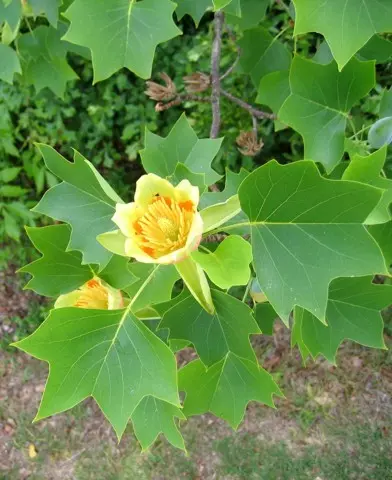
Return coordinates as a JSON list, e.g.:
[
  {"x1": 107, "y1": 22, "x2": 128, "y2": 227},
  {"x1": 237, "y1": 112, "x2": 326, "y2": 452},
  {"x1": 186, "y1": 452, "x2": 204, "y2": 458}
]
[
  {"x1": 238, "y1": 27, "x2": 291, "y2": 87},
  {"x1": 0, "y1": 0, "x2": 21, "y2": 30},
  {"x1": 13, "y1": 307, "x2": 180, "y2": 439},
  {"x1": 124, "y1": 263, "x2": 180, "y2": 312},
  {"x1": 257, "y1": 70, "x2": 290, "y2": 130},
  {"x1": 140, "y1": 114, "x2": 222, "y2": 186},
  {"x1": 19, "y1": 225, "x2": 93, "y2": 297},
  {"x1": 131, "y1": 396, "x2": 186, "y2": 451},
  {"x1": 342, "y1": 147, "x2": 392, "y2": 224},
  {"x1": 295, "y1": 277, "x2": 391, "y2": 363},
  {"x1": 179, "y1": 355, "x2": 282, "y2": 428},
  {"x1": 98, "y1": 255, "x2": 138, "y2": 290},
  {"x1": 238, "y1": 160, "x2": 387, "y2": 324},
  {"x1": 292, "y1": 0, "x2": 392, "y2": 70},
  {"x1": 33, "y1": 145, "x2": 122, "y2": 268},
  {"x1": 175, "y1": 0, "x2": 211, "y2": 25},
  {"x1": 160, "y1": 289, "x2": 260, "y2": 366},
  {"x1": 192, "y1": 236, "x2": 252, "y2": 289},
  {"x1": 279, "y1": 56, "x2": 375, "y2": 172},
  {"x1": 0, "y1": 44, "x2": 21, "y2": 84},
  {"x1": 18, "y1": 26, "x2": 77, "y2": 98},
  {"x1": 63, "y1": 0, "x2": 181, "y2": 82},
  {"x1": 368, "y1": 221, "x2": 392, "y2": 268},
  {"x1": 225, "y1": 0, "x2": 269, "y2": 30}
]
